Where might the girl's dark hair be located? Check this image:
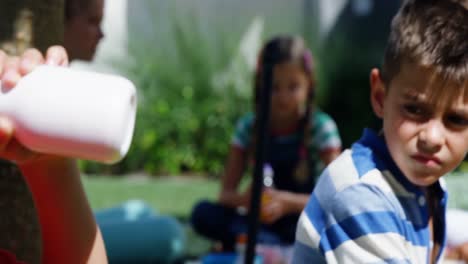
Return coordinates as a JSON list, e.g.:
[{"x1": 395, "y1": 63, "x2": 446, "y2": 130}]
[
  {"x1": 250, "y1": 35, "x2": 316, "y2": 182},
  {"x1": 254, "y1": 35, "x2": 316, "y2": 108}
]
